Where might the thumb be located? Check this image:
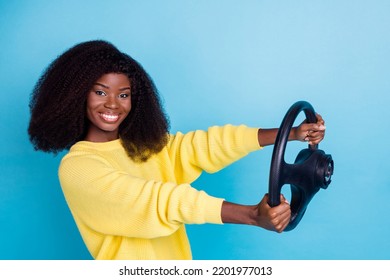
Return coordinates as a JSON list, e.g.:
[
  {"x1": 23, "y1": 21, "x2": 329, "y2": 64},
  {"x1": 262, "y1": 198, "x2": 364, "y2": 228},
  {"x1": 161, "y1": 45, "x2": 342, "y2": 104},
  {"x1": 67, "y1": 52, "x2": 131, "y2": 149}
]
[{"x1": 280, "y1": 194, "x2": 289, "y2": 205}]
